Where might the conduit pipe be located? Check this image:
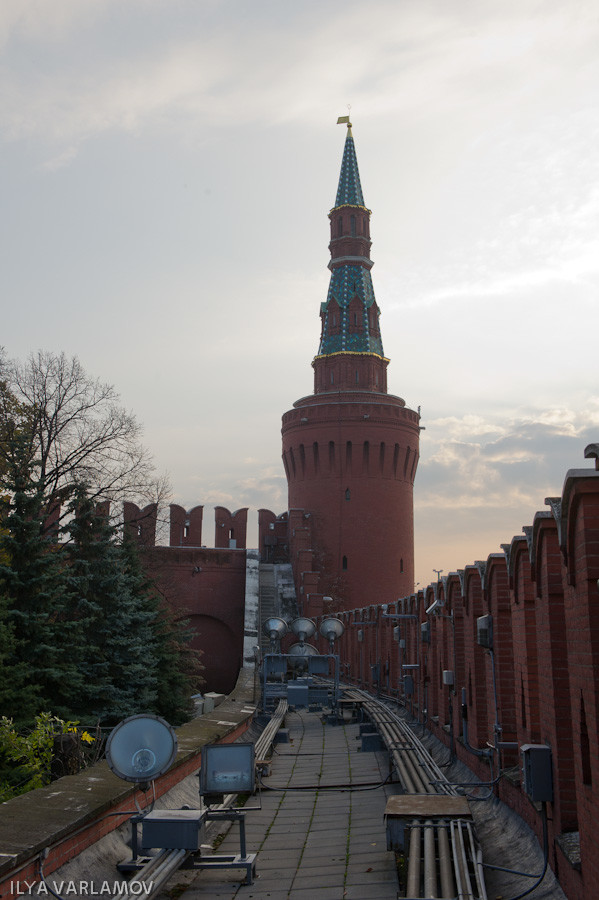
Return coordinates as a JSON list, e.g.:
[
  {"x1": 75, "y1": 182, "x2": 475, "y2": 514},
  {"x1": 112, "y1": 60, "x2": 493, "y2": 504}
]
[
  {"x1": 344, "y1": 689, "x2": 488, "y2": 899},
  {"x1": 406, "y1": 825, "x2": 421, "y2": 896},
  {"x1": 255, "y1": 699, "x2": 288, "y2": 762},
  {"x1": 423, "y1": 820, "x2": 438, "y2": 897},
  {"x1": 438, "y1": 824, "x2": 455, "y2": 898}
]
